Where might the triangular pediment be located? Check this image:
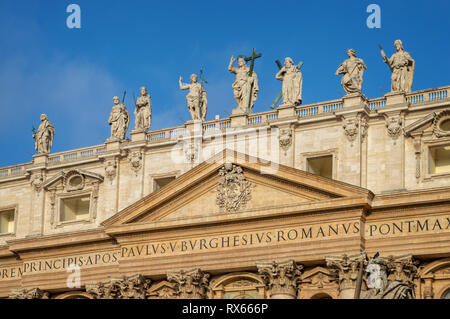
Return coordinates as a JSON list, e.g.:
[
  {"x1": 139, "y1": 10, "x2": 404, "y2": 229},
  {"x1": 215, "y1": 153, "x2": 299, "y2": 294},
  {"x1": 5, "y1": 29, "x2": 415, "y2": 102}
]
[
  {"x1": 103, "y1": 150, "x2": 373, "y2": 231},
  {"x1": 404, "y1": 110, "x2": 450, "y2": 137}
]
